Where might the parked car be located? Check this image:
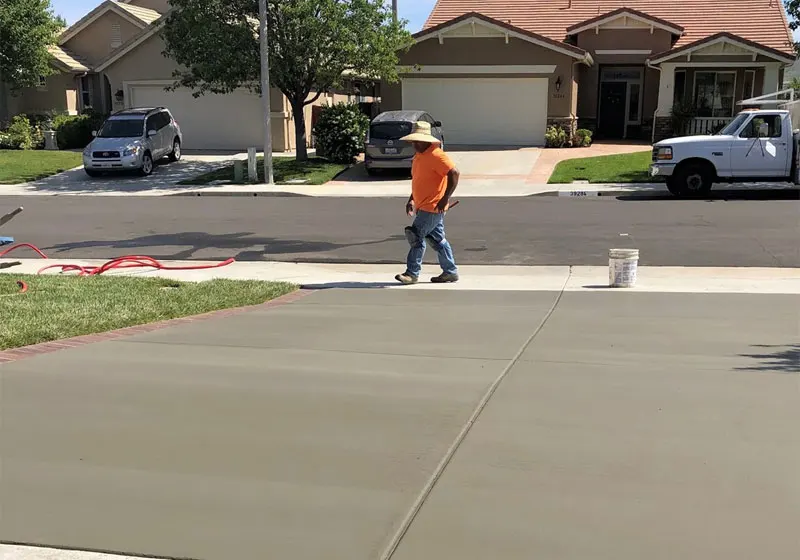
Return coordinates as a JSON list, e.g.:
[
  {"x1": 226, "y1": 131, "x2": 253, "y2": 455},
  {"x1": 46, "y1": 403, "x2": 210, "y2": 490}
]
[
  {"x1": 82, "y1": 107, "x2": 182, "y2": 177},
  {"x1": 364, "y1": 110, "x2": 444, "y2": 175}
]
